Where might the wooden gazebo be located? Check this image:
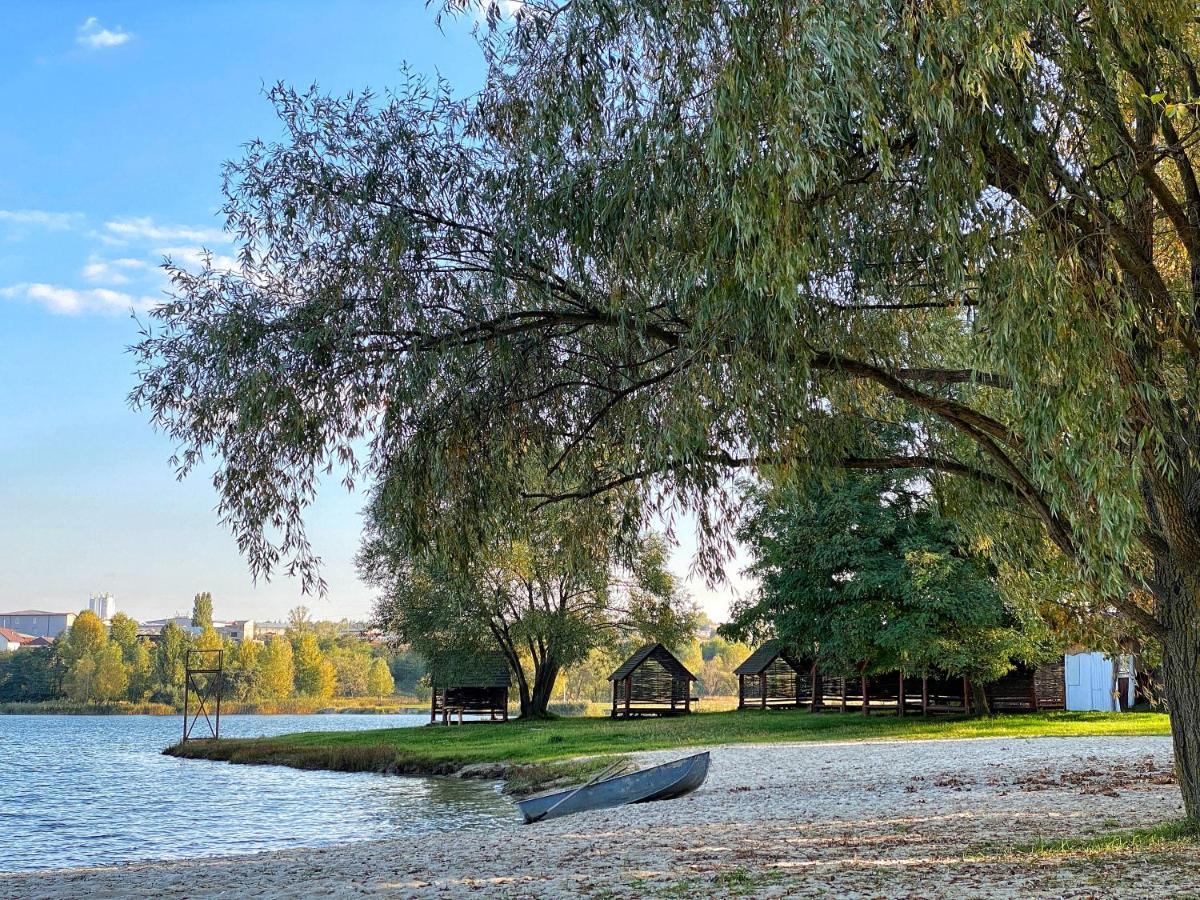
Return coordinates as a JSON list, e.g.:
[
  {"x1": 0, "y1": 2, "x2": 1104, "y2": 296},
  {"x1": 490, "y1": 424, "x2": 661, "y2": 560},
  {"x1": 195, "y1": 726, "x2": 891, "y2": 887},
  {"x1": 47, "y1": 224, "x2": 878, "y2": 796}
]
[
  {"x1": 734, "y1": 640, "x2": 818, "y2": 710},
  {"x1": 429, "y1": 651, "x2": 511, "y2": 724},
  {"x1": 609, "y1": 643, "x2": 698, "y2": 717}
]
